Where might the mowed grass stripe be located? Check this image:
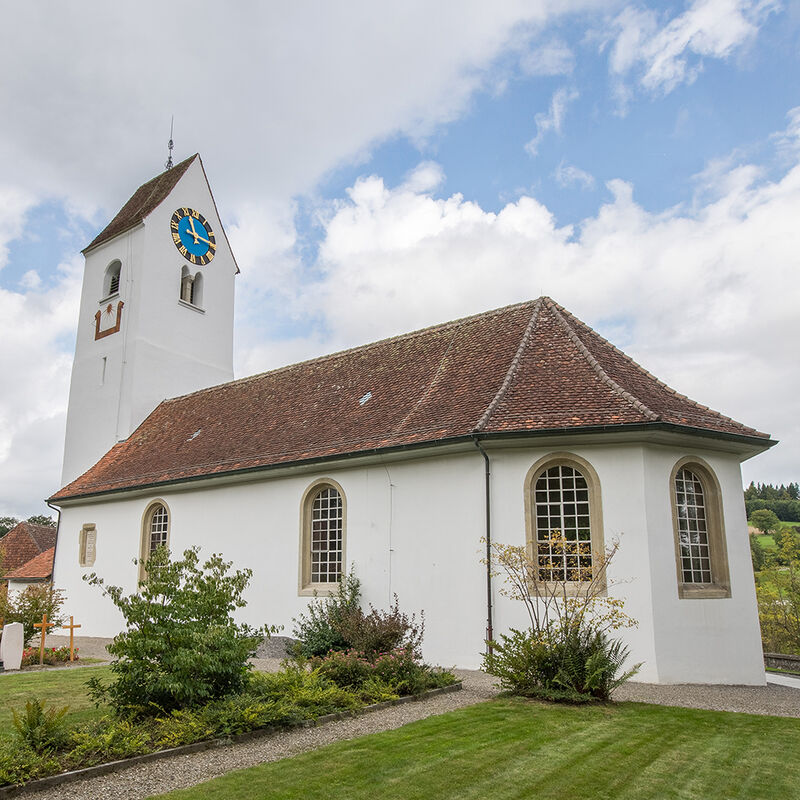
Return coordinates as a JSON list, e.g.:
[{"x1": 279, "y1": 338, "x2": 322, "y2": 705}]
[{"x1": 150, "y1": 699, "x2": 800, "y2": 800}]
